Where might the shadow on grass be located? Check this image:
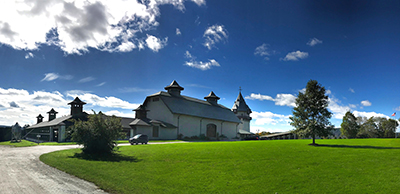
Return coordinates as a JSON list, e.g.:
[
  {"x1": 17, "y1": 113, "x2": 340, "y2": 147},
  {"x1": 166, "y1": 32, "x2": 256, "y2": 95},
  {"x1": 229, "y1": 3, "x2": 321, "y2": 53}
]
[
  {"x1": 69, "y1": 152, "x2": 141, "y2": 162},
  {"x1": 314, "y1": 144, "x2": 400, "y2": 149}
]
